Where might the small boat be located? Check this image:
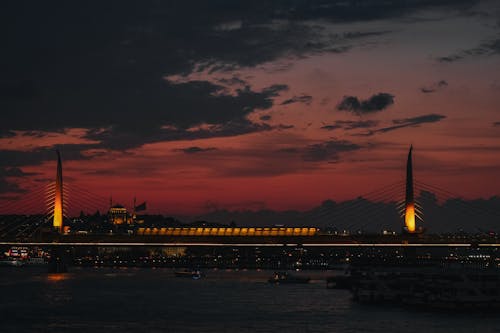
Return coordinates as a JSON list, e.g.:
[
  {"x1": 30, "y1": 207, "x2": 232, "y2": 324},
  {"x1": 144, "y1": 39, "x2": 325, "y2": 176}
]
[
  {"x1": 268, "y1": 271, "x2": 310, "y2": 284},
  {"x1": 174, "y1": 269, "x2": 204, "y2": 280}
]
